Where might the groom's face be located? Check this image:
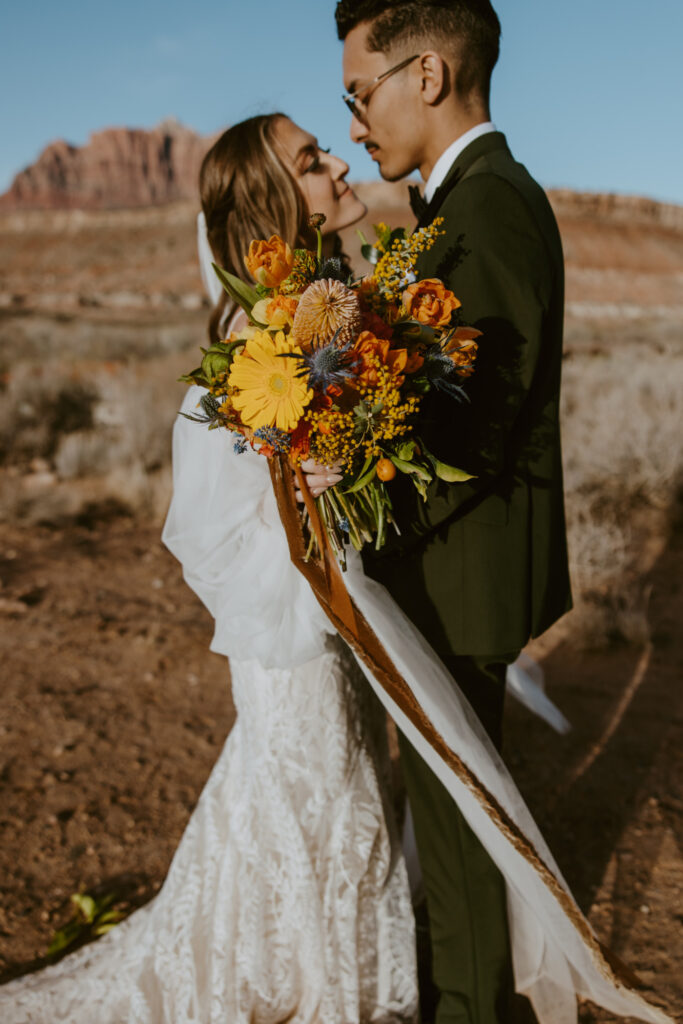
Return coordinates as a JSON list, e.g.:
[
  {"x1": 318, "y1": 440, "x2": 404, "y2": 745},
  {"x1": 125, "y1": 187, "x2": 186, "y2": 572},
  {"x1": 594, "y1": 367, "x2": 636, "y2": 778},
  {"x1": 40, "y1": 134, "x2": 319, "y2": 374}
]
[{"x1": 342, "y1": 23, "x2": 424, "y2": 181}]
